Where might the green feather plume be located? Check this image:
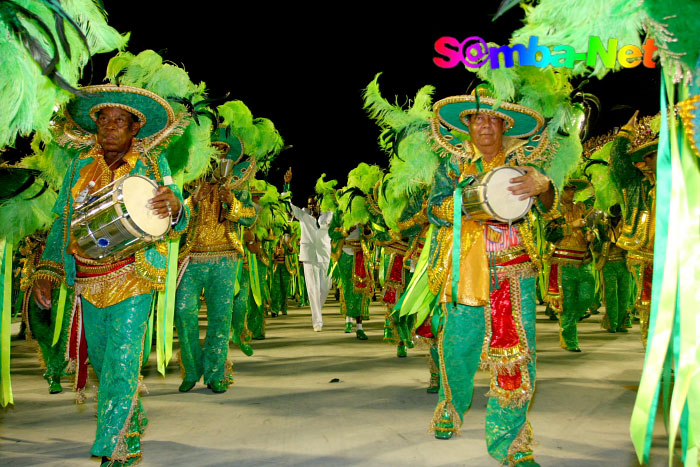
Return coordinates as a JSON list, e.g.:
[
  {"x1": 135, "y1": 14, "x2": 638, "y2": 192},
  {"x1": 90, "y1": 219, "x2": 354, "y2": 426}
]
[
  {"x1": 644, "y1": 0, "x2": 700, "y2": 82},
  {"x1": 315, "y1": 174, "x2": 338, "y2": 212},
  {"x1": 0, "y1": 179, "x2": 57, "y2": 244},
  {"x1": 346, "y1": 163, "x2": 383, "y2": 194},
  {"x1": 363, "y1": 73, "x2": 434, "y2": 138},
  {"x1": 543, "y1": 131, "x2": 582, "y2": 191},
  {"x1": 0, "y1": 0, "x2": 128, "y2": 149},
  {"x1": 22, "y1": 128, "x2": 78, "y2": 190},
  {"x1": 510, "y1": 0, "x2": 644, "y2": 78}
]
